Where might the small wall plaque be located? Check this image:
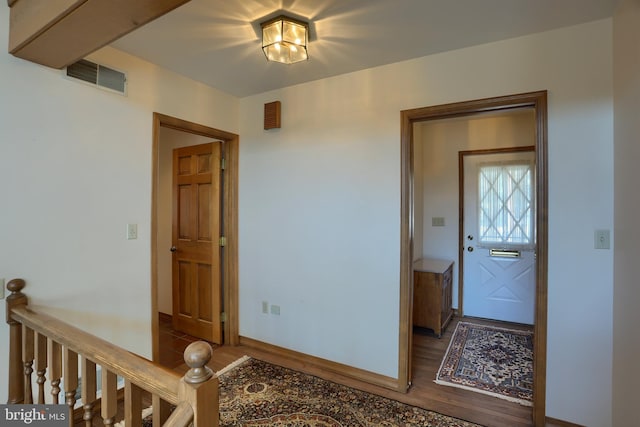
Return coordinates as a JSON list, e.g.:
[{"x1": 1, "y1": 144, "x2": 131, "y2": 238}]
[{"x1": 264, "y1": 101, "x2": 281, "y2": 130}]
